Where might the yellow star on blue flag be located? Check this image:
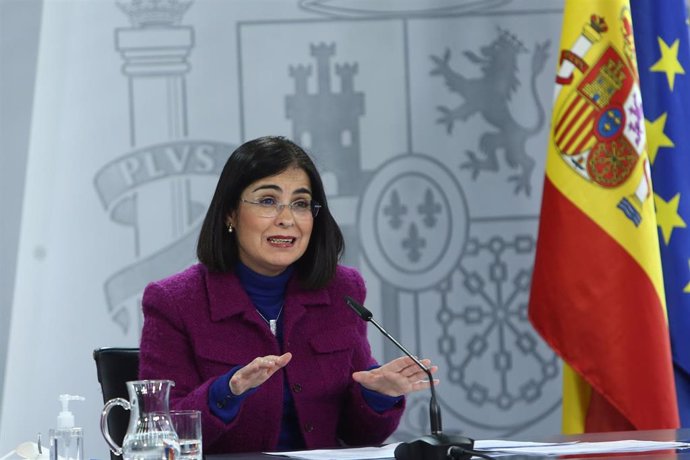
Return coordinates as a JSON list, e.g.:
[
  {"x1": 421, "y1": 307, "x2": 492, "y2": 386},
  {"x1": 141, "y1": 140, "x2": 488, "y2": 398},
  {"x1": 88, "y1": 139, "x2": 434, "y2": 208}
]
[
  {"x1": 633, "y1": 0, "x2": 690, "y2": 427},
  {"x1": 650, "y1": 37, "x2": 686, "y2": 90}
]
